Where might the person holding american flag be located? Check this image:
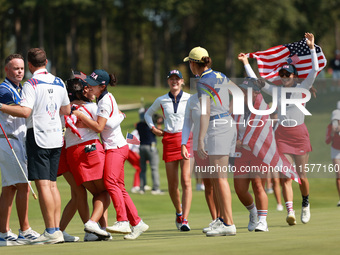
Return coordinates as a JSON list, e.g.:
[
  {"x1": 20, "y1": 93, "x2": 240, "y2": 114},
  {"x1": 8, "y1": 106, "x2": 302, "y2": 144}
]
[{"x1": 239, "y1": 32, "x2": 322, "y2": 226}]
